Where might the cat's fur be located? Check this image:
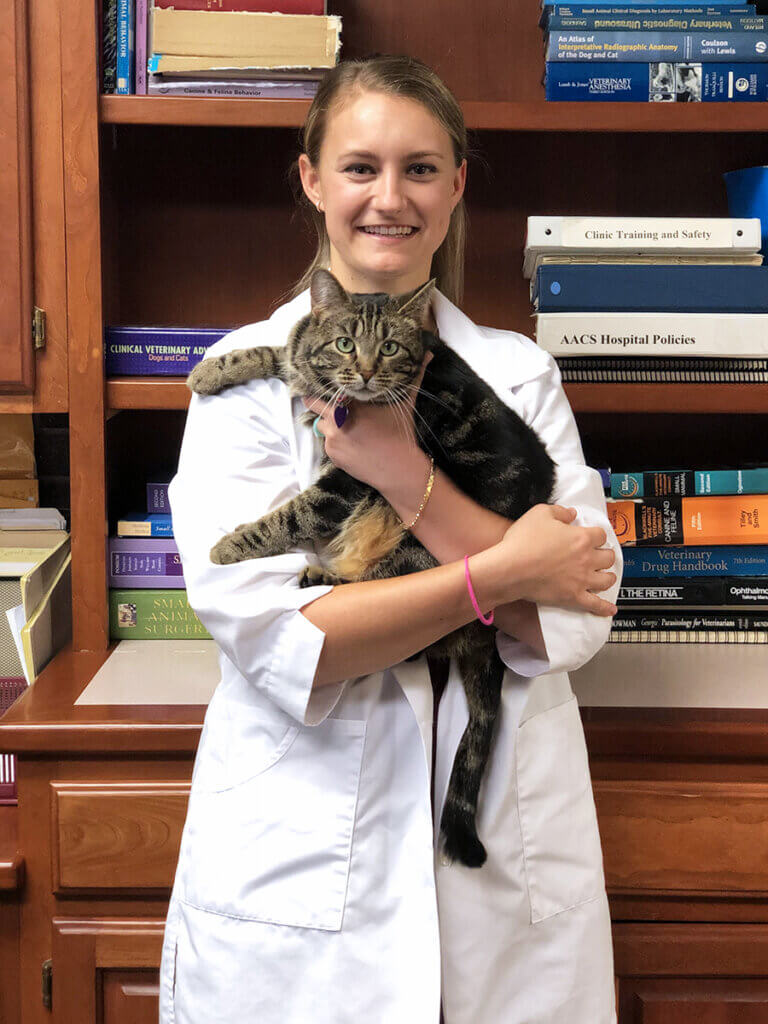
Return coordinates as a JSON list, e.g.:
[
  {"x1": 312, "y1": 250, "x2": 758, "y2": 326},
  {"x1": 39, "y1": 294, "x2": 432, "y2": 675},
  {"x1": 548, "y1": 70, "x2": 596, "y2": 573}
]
[{"x1": 188, "y1": 269, "x2": 556, "y2": 867}]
